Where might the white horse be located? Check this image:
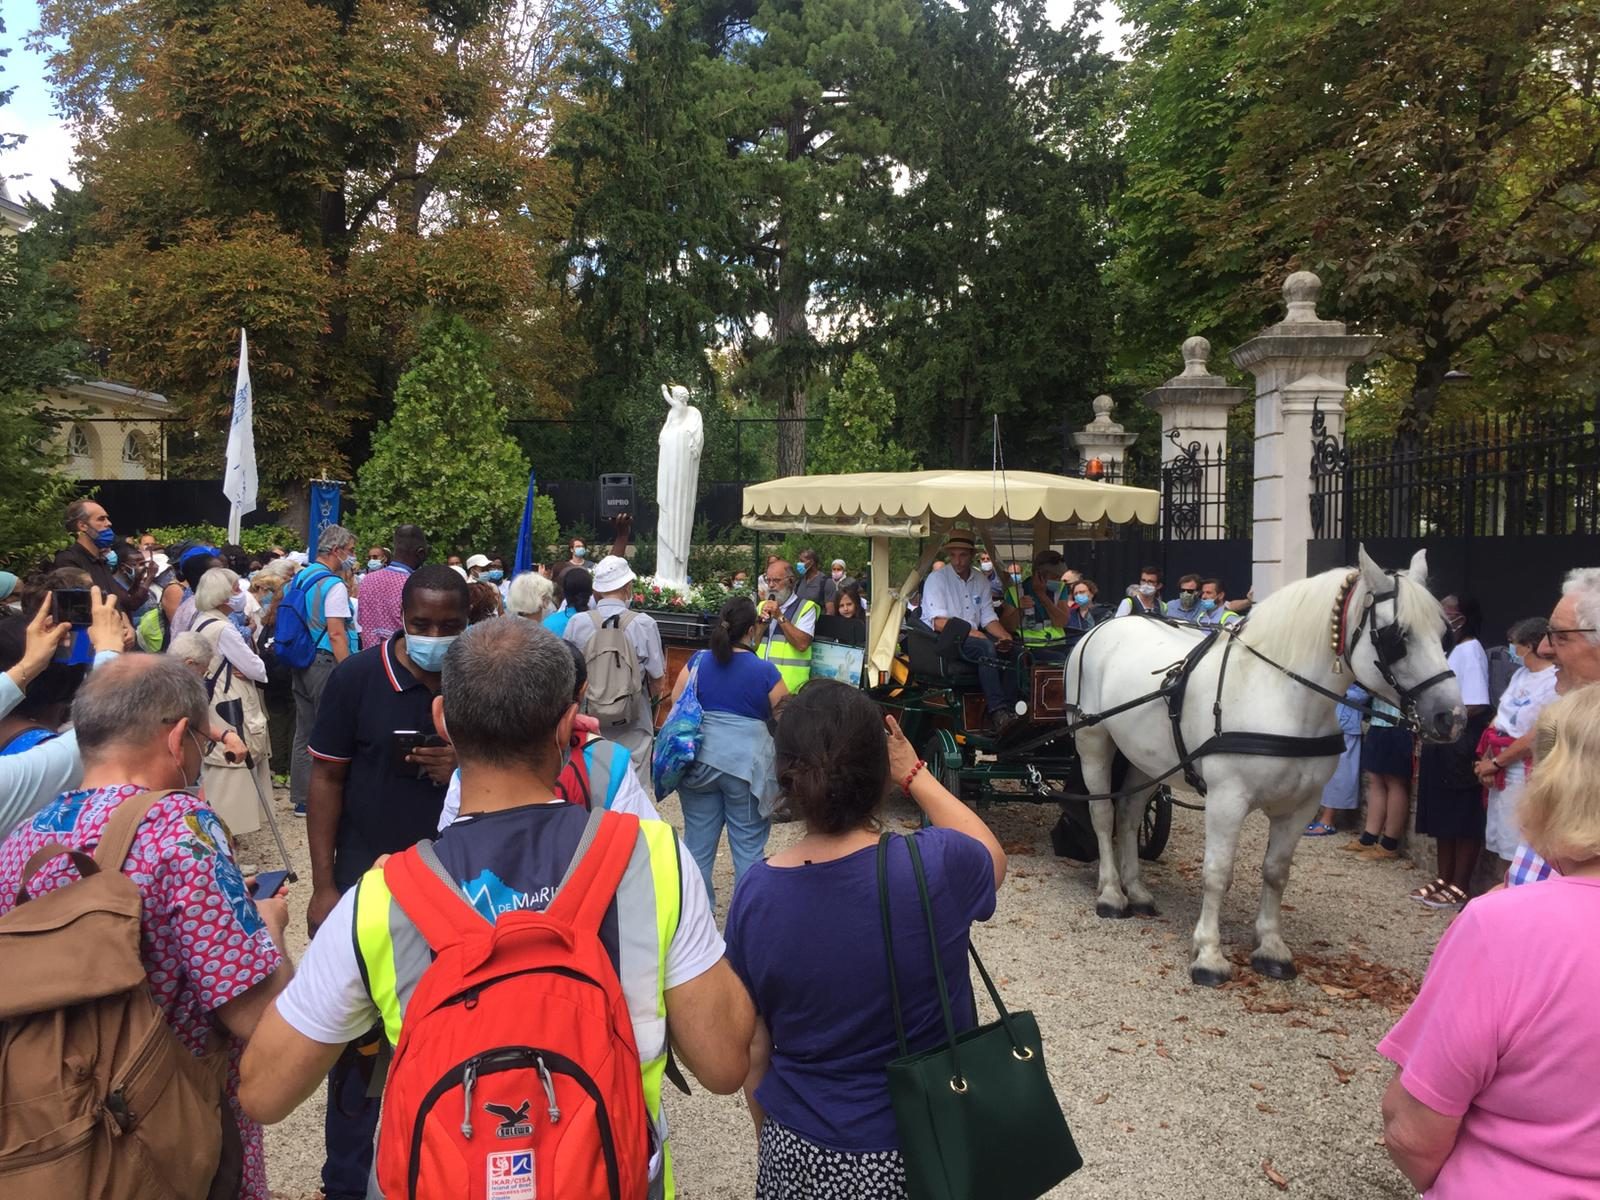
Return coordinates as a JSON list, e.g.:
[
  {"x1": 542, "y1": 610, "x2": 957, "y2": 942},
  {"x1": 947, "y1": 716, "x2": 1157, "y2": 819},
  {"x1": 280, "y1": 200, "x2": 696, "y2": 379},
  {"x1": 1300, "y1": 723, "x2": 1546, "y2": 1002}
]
[{"x1": 1065, "y1": 548, "x2": 1463, "y2": 986}]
